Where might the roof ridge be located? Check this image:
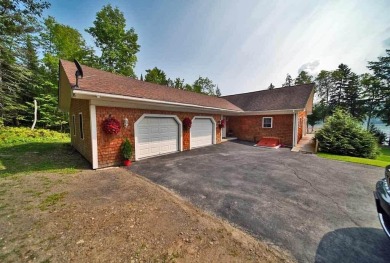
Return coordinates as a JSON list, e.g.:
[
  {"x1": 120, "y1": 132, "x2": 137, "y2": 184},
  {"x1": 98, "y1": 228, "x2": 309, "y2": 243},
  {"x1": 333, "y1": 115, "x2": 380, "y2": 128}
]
[
  {"x1": 222, "y1": 83, "x2": 315, "y2": 97},
  {"x1": 60, "y1": 59, "x2": 232, "y2": 102}
]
